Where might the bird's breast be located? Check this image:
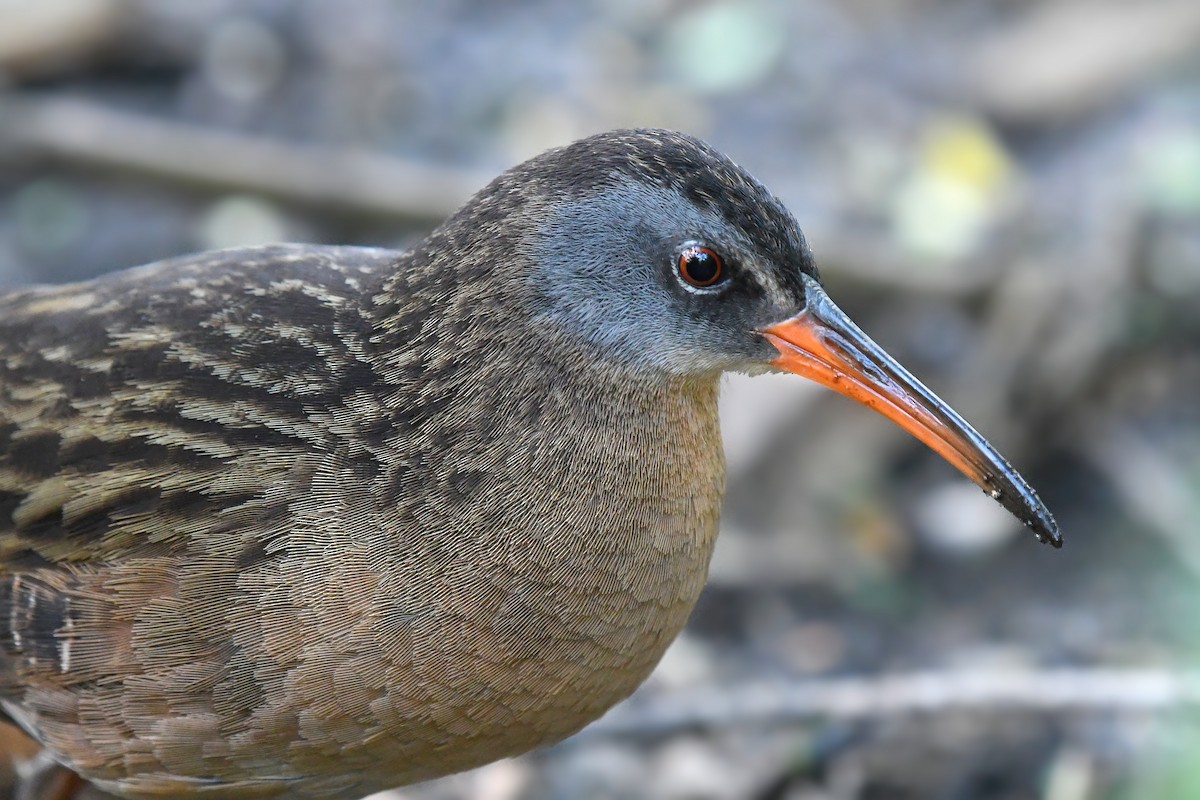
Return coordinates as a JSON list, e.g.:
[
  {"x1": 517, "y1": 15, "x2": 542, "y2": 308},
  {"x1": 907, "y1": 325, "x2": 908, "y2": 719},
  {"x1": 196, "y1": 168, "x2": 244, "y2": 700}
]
[{"x1": 294, "y1": 372, "x2": 727, "y2": 786}]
